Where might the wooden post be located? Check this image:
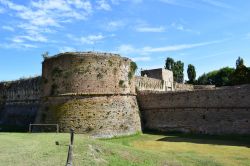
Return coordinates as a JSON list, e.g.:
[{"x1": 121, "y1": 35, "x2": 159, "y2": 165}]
[
  {"x1": 29, "y1": 124, "x2": 31, "y2": 133},
  {"x1": 66, "y1": 145, "x2": 73, "y2": 166},
  {"x1": 70, "y1": 128, "x2": 74, "y2": 145},
  {"x1": 66, "y1": 128, "x2": 74, "y2": 166}
]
